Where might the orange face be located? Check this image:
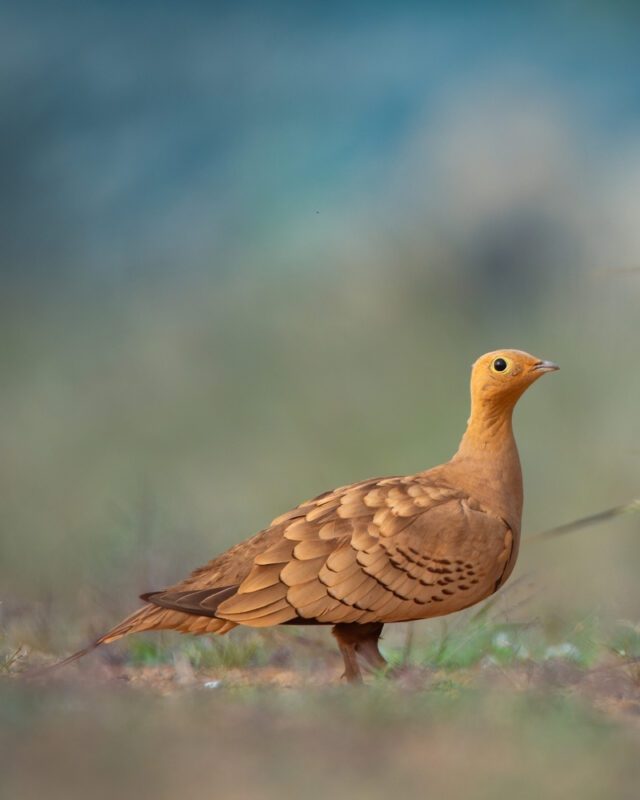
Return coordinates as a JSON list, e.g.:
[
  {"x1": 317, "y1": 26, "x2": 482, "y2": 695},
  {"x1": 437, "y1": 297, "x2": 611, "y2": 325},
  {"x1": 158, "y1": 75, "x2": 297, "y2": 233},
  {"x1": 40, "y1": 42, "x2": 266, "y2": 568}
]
[{"x1": 471, "y1": 349, "x2": 559, "y2": 405}]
